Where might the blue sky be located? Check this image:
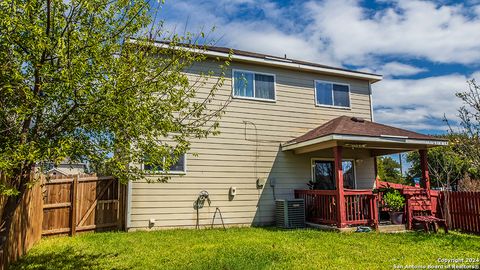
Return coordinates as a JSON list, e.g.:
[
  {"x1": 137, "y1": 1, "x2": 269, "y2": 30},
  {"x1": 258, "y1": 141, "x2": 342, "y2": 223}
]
[{"x1": 158, "y1": 0, "x2": 480, "y2": 134}]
